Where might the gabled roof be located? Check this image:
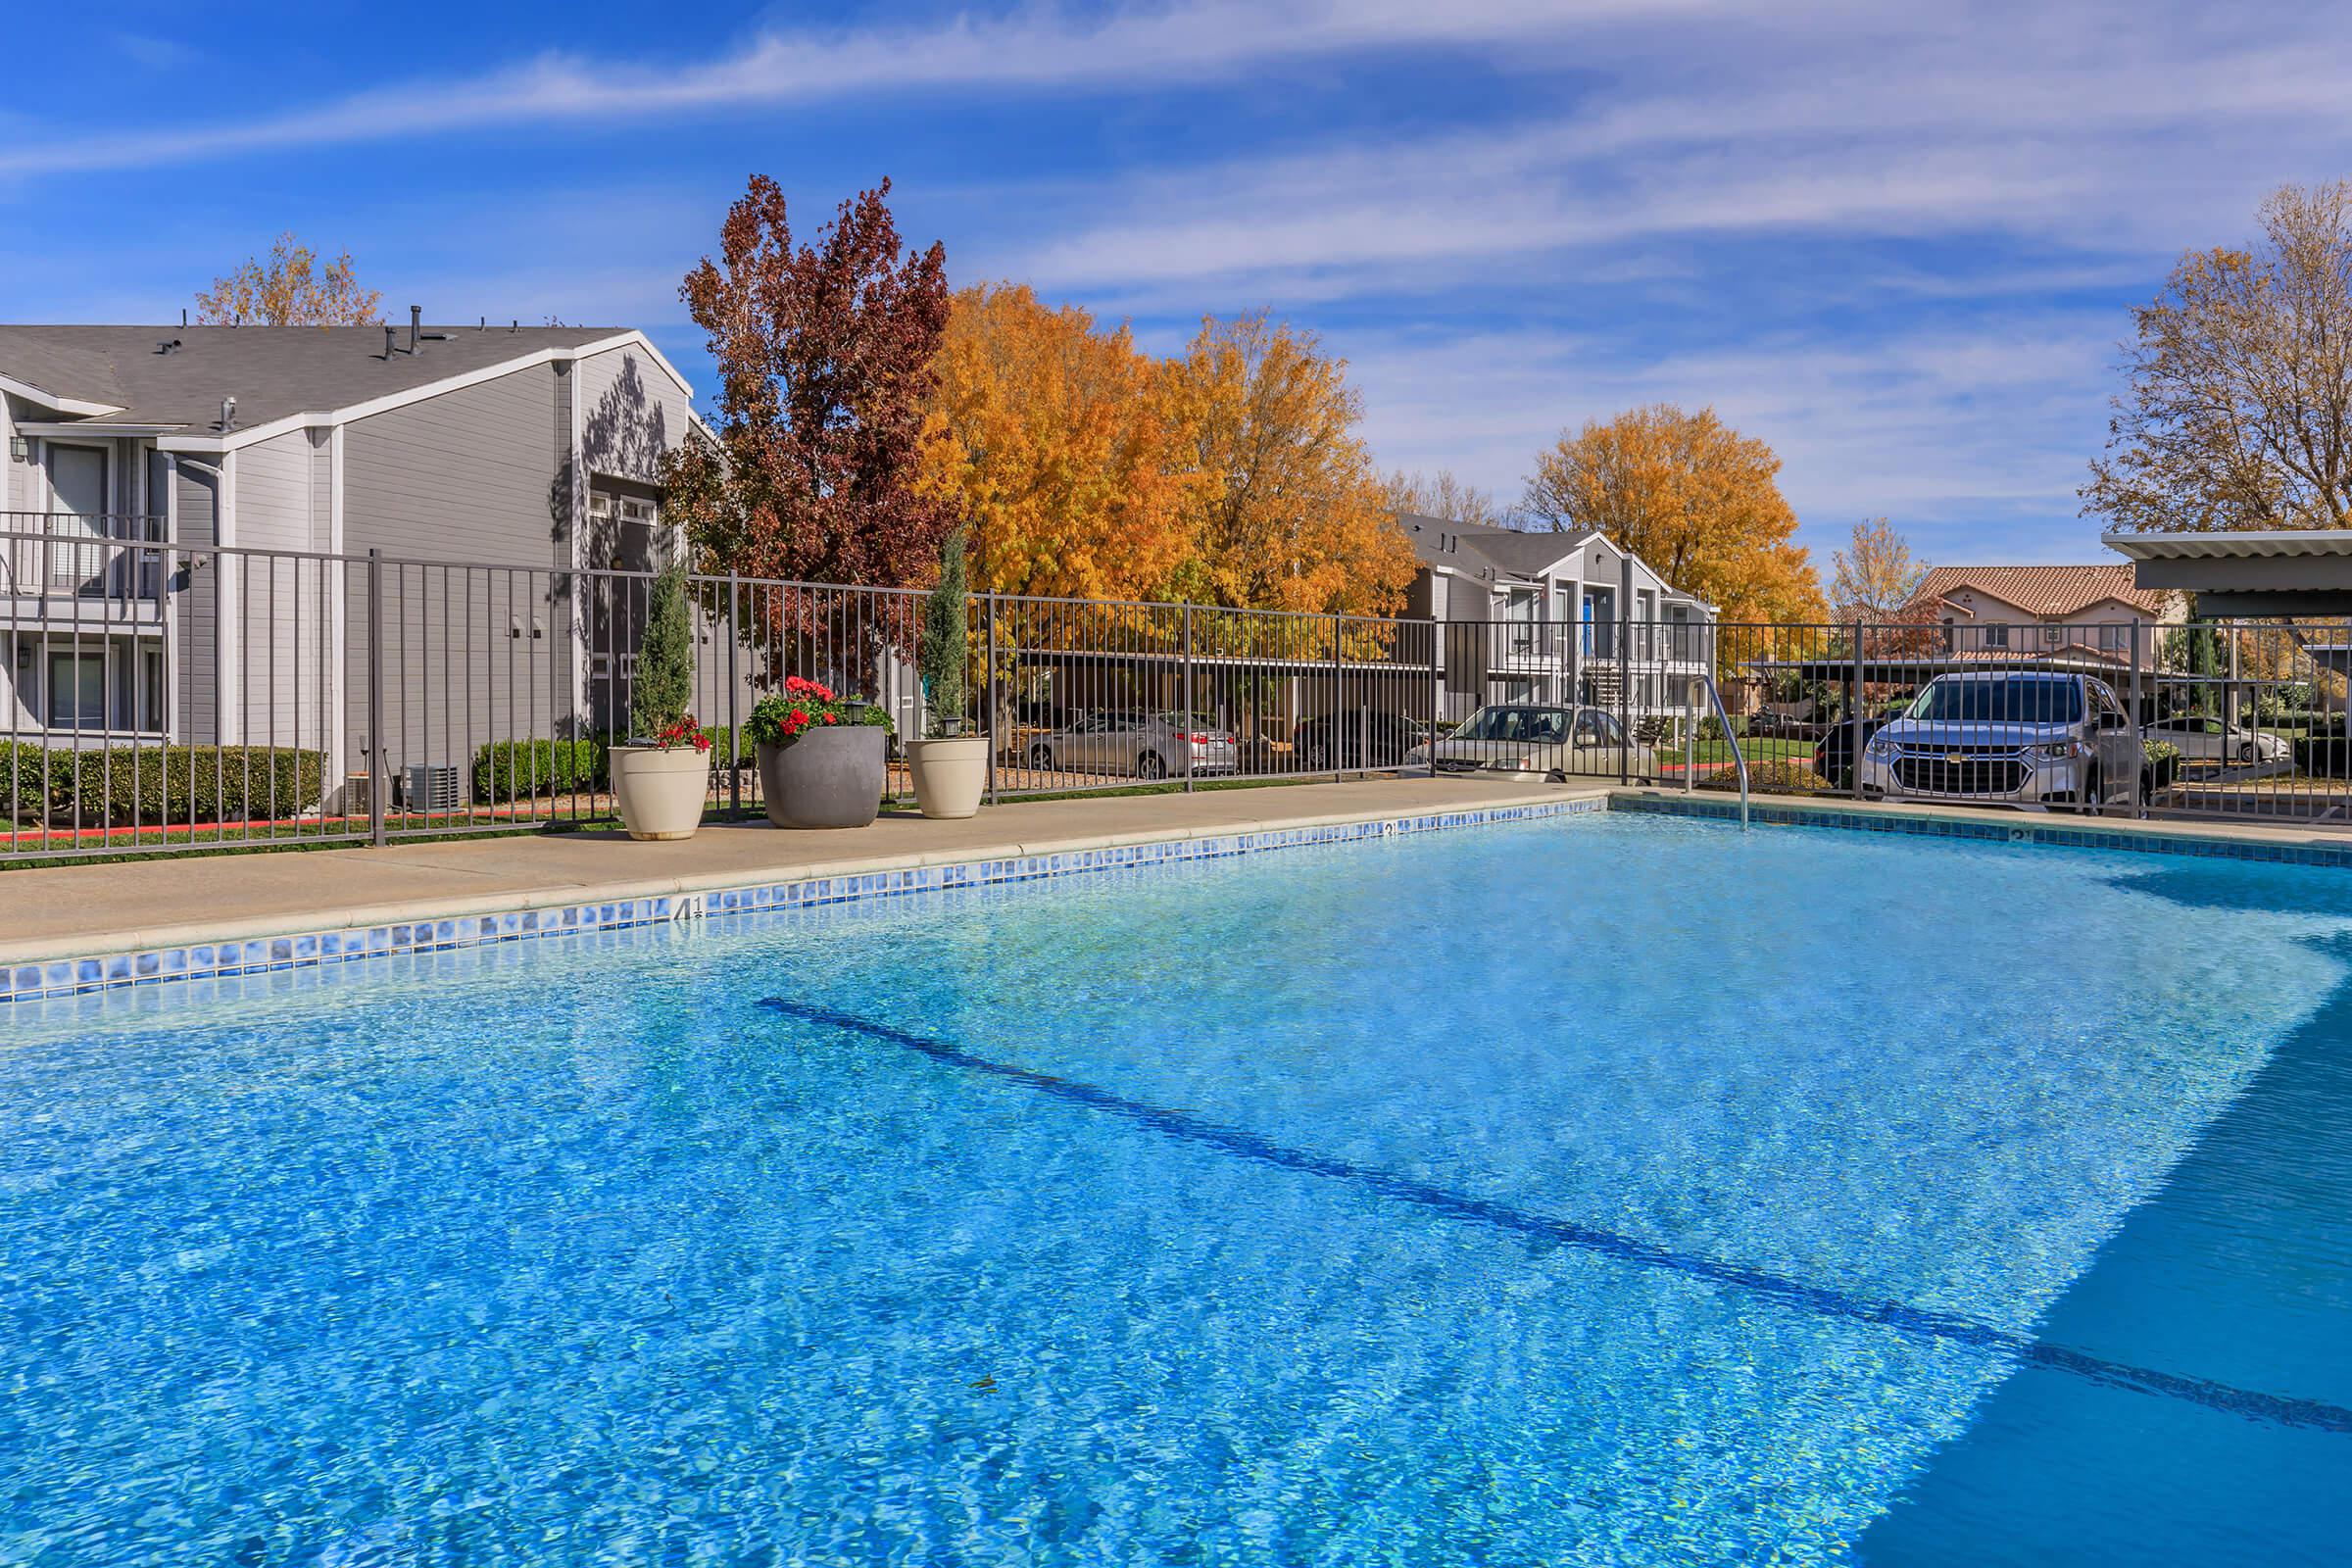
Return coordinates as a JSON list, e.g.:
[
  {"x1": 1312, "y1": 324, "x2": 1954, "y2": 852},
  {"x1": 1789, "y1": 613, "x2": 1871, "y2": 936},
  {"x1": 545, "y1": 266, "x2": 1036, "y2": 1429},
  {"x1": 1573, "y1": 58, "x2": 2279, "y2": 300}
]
[
  {"x1": 0, "y1": 324, "x2": 688, "y2": 447},
  {"x1": 1400, "y1": 513, "x2": 1598, "y2": 580},
  {"x1": 1909, "y1": 564, "x2": 2175, "y2": 619}
]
